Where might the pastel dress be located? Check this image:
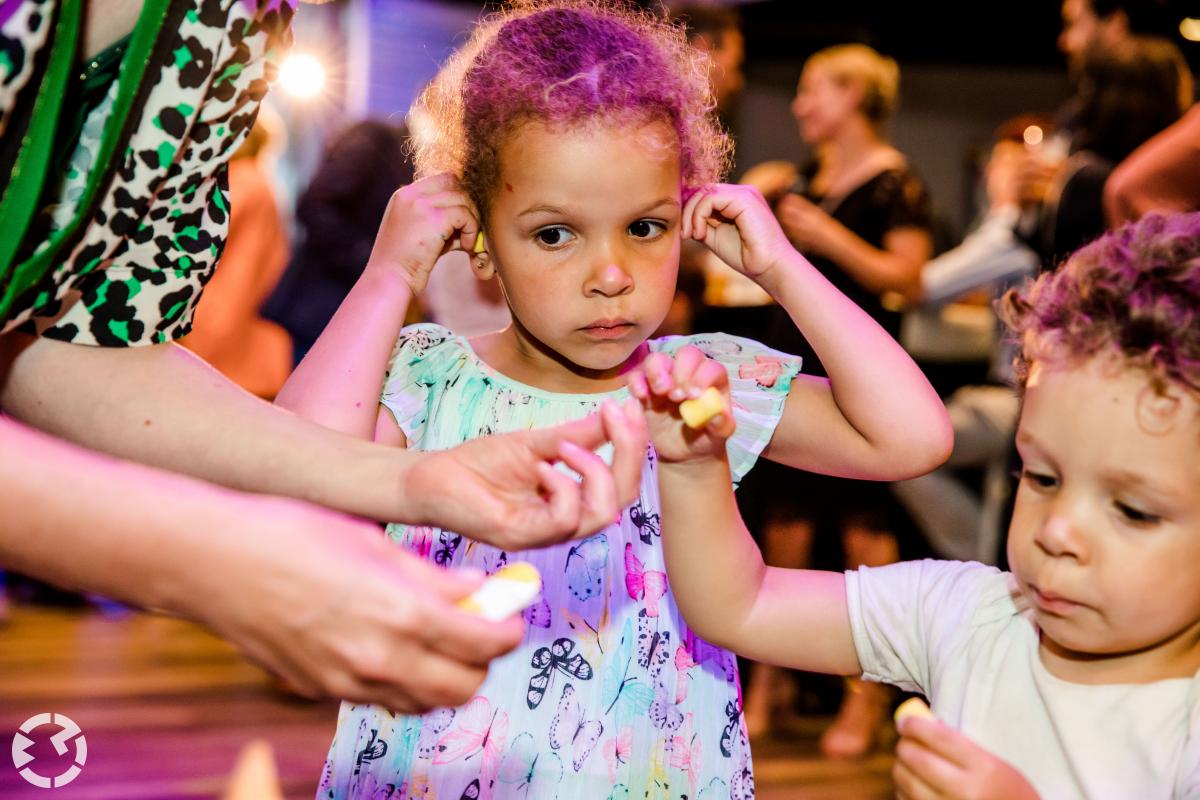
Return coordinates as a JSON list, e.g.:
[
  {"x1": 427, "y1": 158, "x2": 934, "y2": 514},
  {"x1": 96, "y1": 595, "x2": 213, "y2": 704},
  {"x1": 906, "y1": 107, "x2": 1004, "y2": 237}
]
[{"x1": 317, "y1": 323, "x2": 801, "y2": 800}]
